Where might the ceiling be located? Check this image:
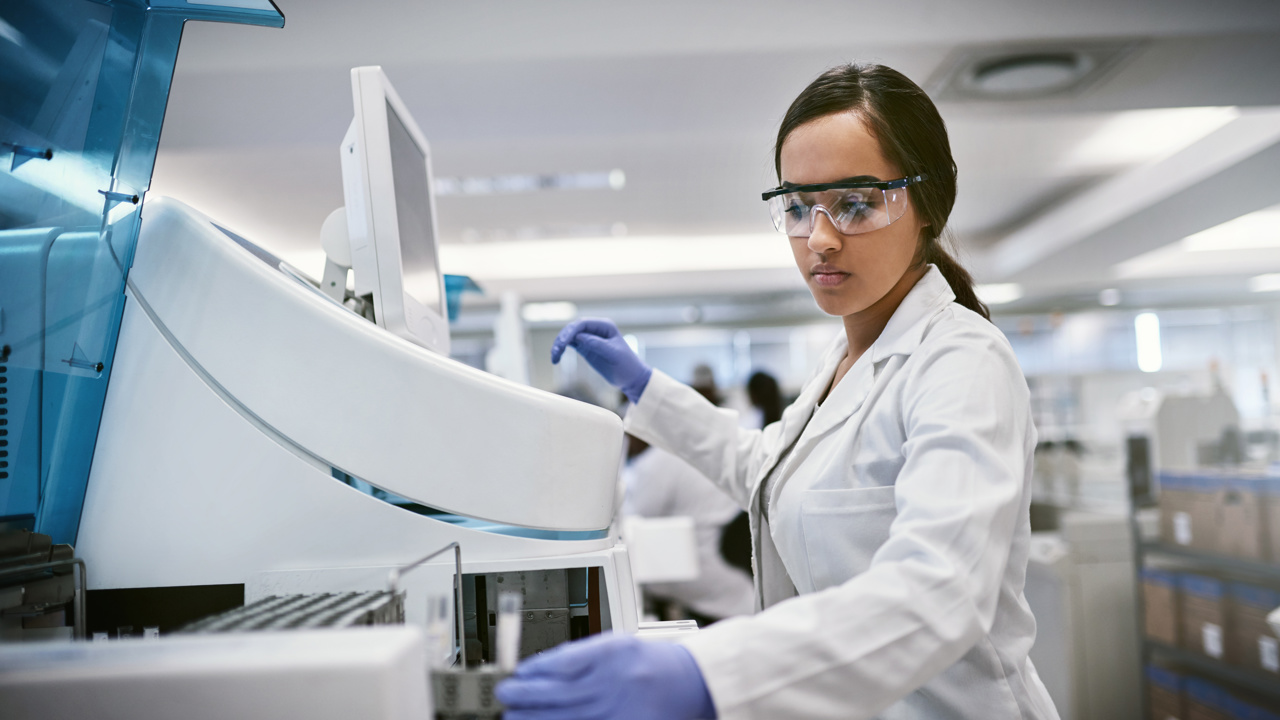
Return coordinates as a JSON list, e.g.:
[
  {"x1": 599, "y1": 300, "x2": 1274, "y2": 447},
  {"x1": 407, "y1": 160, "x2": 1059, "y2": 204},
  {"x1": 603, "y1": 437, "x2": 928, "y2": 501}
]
[{"x1": 149, "y1": 0, "x2": 1280, "y2": 319}]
